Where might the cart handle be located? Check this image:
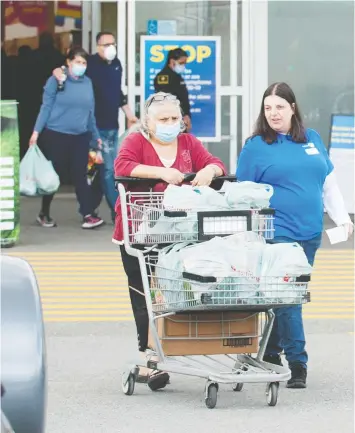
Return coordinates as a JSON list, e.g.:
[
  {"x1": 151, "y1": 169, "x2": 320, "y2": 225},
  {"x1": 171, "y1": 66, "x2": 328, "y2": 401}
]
[{"x1": 115, "y1": 173, "x2": 237, "y2": 185}]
